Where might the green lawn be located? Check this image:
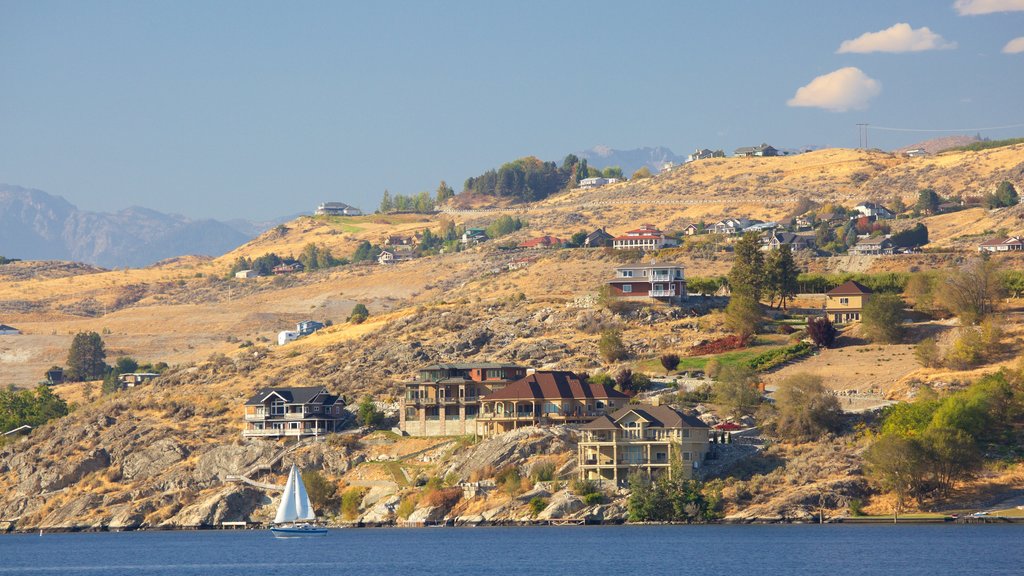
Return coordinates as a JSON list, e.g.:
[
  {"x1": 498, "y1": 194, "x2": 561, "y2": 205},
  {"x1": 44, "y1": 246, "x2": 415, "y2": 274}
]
[
  {"x1": 637, "y1": 335, "x2": 792, "y2": 374},
  {"x1": 311, "y1": 215, "x2": 365, "y2": 233}
]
